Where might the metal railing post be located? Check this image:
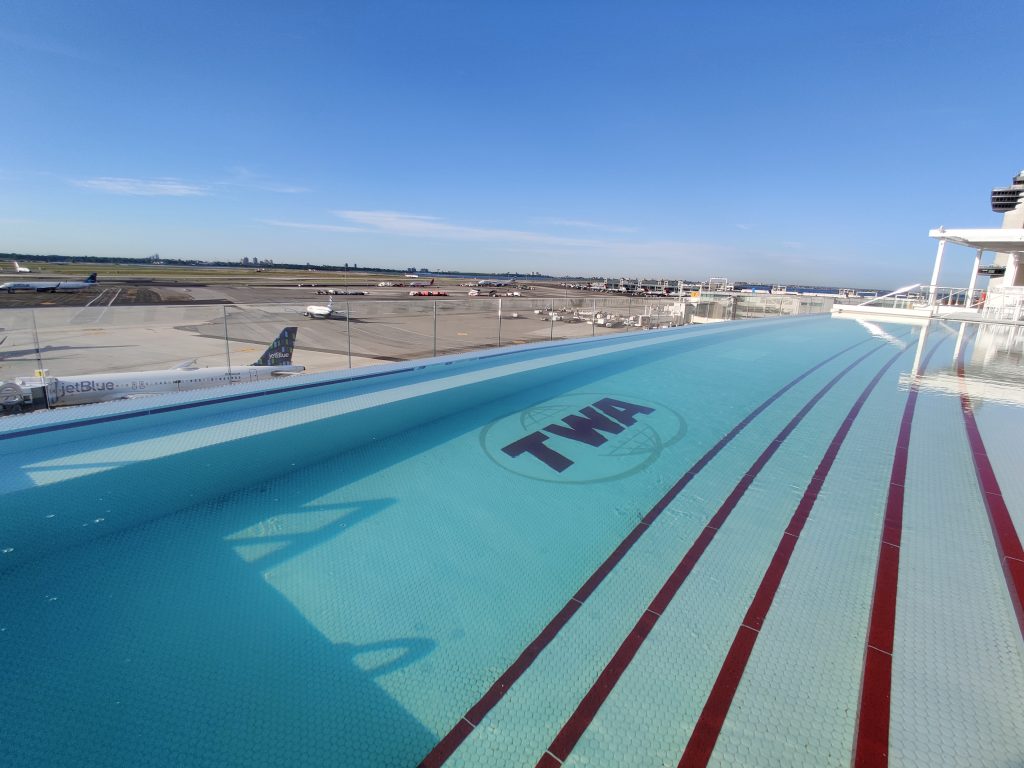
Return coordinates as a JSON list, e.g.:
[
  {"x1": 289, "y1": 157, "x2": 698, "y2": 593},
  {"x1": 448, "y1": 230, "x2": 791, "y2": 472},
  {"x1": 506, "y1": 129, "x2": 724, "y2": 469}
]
[
  {"x1": 497, "y1": 298, "x2": 502, "y2": 347},
  {"x1": 31, "y1": 309, "x2": 44, "y2": 372},
  {"x1": 433, "y1": 300, "x2": 437, "y2": 357},
  {"x1": 223, "y1": 306, "x2": 232, "y2": 372},
  {"x1": 346, "y1": 301, "x2": 352, "y2": 368}
]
